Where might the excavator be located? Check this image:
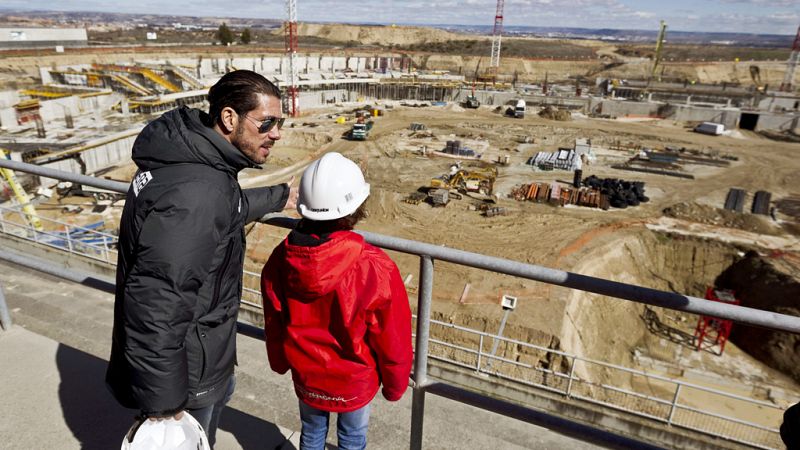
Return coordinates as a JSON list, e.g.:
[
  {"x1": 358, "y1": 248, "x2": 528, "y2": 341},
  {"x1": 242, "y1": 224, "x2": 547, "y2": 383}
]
[
  {"x1": 462, "y1": 84, "x2": 480, "y2": 109},
  {"x1": 428, "y1": 164, "x2": 497, "y2": 205},
  {"x1": 404, "y1": 163, "x2": 497, "y2": 207},
  {"x1": 749, "y1": 65, "x2": 767, "y2": 93},
  {"x1": 431, "y1": 169, "x2": 495, "y2": 195}
]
